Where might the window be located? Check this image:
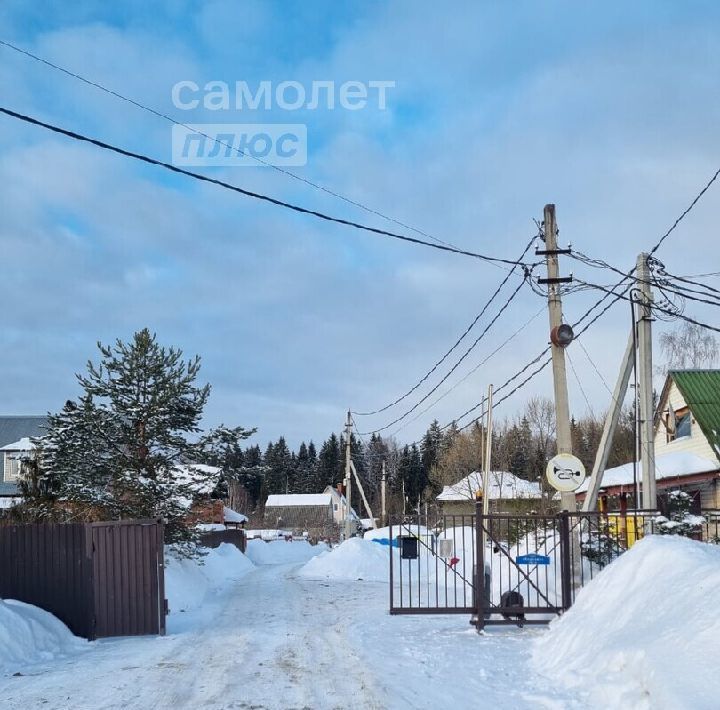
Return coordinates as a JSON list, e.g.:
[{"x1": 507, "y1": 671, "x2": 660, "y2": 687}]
[
  {"x1": 666, "y1": 408, "x2": 691, "y2": 442},
  {"x1": 676, "y1": 412, "x2": 691, "y2": 438},
  {"x1": 3, "y1": 454, "x2": 21, "y2": 481}
]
